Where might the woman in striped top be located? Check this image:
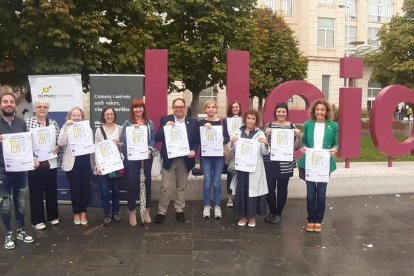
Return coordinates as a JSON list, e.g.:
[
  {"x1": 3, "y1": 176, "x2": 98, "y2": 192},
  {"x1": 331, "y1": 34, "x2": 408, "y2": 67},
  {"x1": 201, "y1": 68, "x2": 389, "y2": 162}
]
[{"x1": 263, "y1": 102, "x2": 301, "y2": 224}]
